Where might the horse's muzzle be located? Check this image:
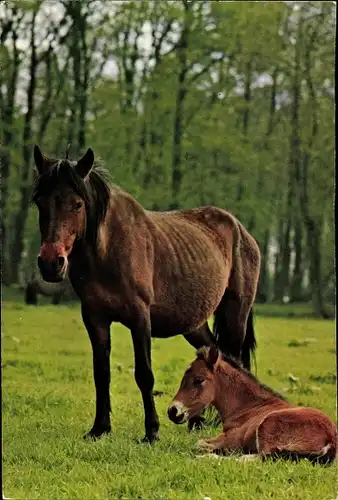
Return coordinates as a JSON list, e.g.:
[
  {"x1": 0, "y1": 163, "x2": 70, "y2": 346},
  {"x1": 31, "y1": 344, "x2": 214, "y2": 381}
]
[{"x1": 37, "y1": 255, "x2": 67, "y2": 282}]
